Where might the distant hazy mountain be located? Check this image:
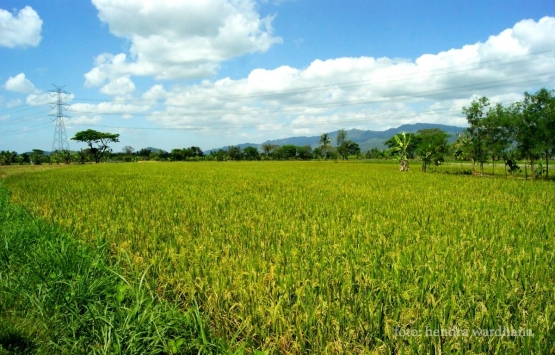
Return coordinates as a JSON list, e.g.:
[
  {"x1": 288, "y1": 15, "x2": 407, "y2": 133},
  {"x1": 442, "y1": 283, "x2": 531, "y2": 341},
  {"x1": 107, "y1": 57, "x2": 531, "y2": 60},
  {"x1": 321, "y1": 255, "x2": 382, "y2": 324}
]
[{"x1": 206, "y1": 123, "x2": 465, "y2": 153}]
